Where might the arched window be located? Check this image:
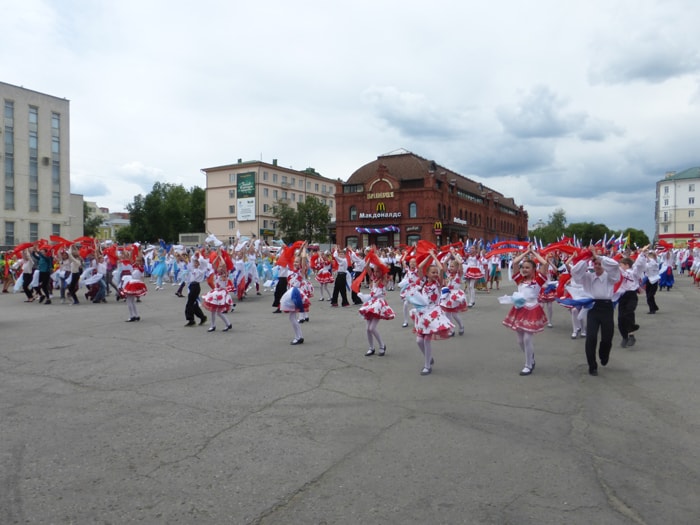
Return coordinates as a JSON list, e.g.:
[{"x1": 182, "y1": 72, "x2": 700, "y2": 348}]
[
  {"x1": 409, "y1": 202, "x2": 418, "y2": 218},
  {"x1": 349, "y1": 206, "x2": 357, "y2": 220},
  {"x1": 437, "y1": 203, "x2": 442, "y2": 219}
]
